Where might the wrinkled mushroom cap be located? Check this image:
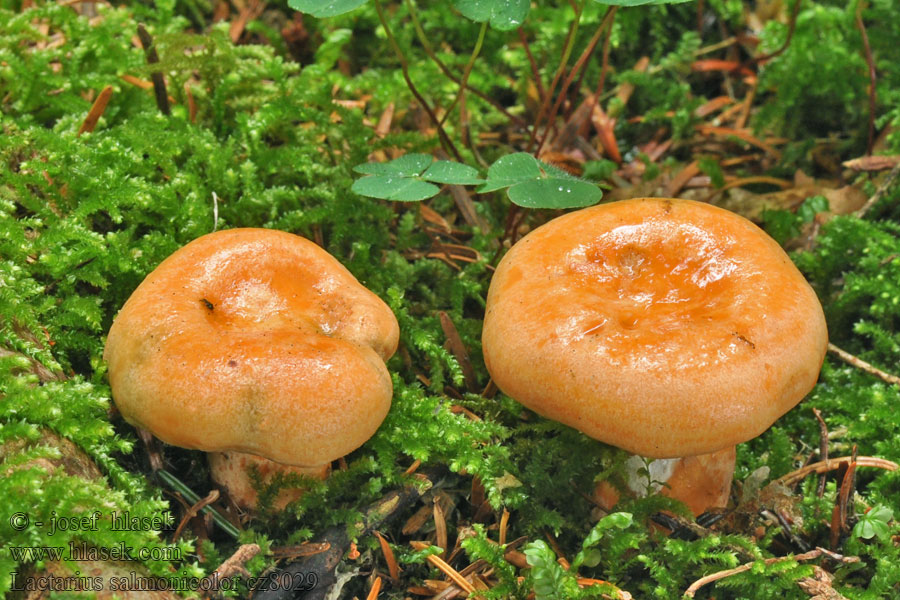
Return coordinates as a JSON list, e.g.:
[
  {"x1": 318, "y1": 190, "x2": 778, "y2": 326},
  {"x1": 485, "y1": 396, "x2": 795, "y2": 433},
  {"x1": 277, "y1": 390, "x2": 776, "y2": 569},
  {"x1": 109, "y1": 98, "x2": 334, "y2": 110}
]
[
  {"x1": 104, "y1": 228, "x2": 399, "y2": 467},
  {"x1": 482, "y1": 198, "x2": 827, "y2": 458}
]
